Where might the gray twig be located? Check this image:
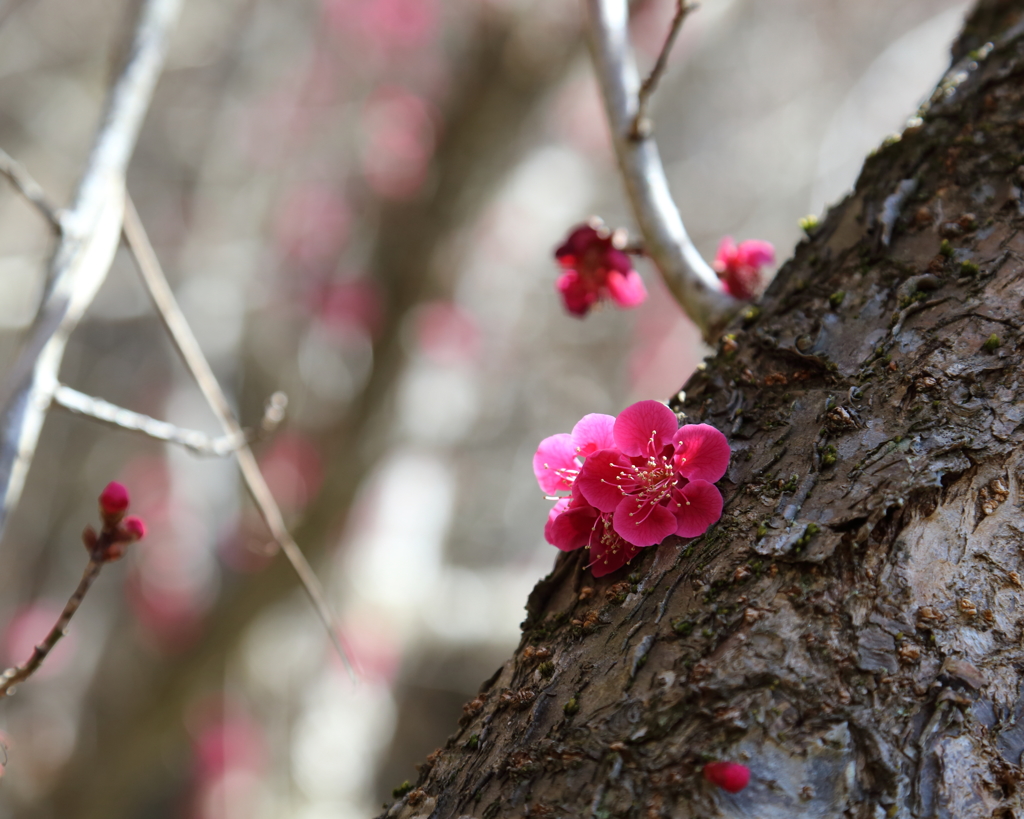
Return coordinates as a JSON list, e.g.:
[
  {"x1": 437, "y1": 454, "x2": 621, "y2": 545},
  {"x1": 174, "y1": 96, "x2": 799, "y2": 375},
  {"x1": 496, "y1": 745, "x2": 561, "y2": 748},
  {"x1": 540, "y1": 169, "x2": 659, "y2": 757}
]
[
  {"x1": 52, "y1": 384, "x2": 287, "y2": 457},
  {"x1": 0, "y1": 146, "x2": 62, "y2": 229},
  {"x1": 122, "y1": 196, "x2": 357, "y2": 680},
  {"x1": 584, "y1": 0, "x2": 738, "y2": 341},
  {"x1": 0, "y1": 559, "x2": 102, "y2": 697},
  {"x1": 631, "y1": 1, "x2": 697, "y2": 139},
  {"x1": 0, "y1": 0, "x2": 182, "y2": 540}
]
